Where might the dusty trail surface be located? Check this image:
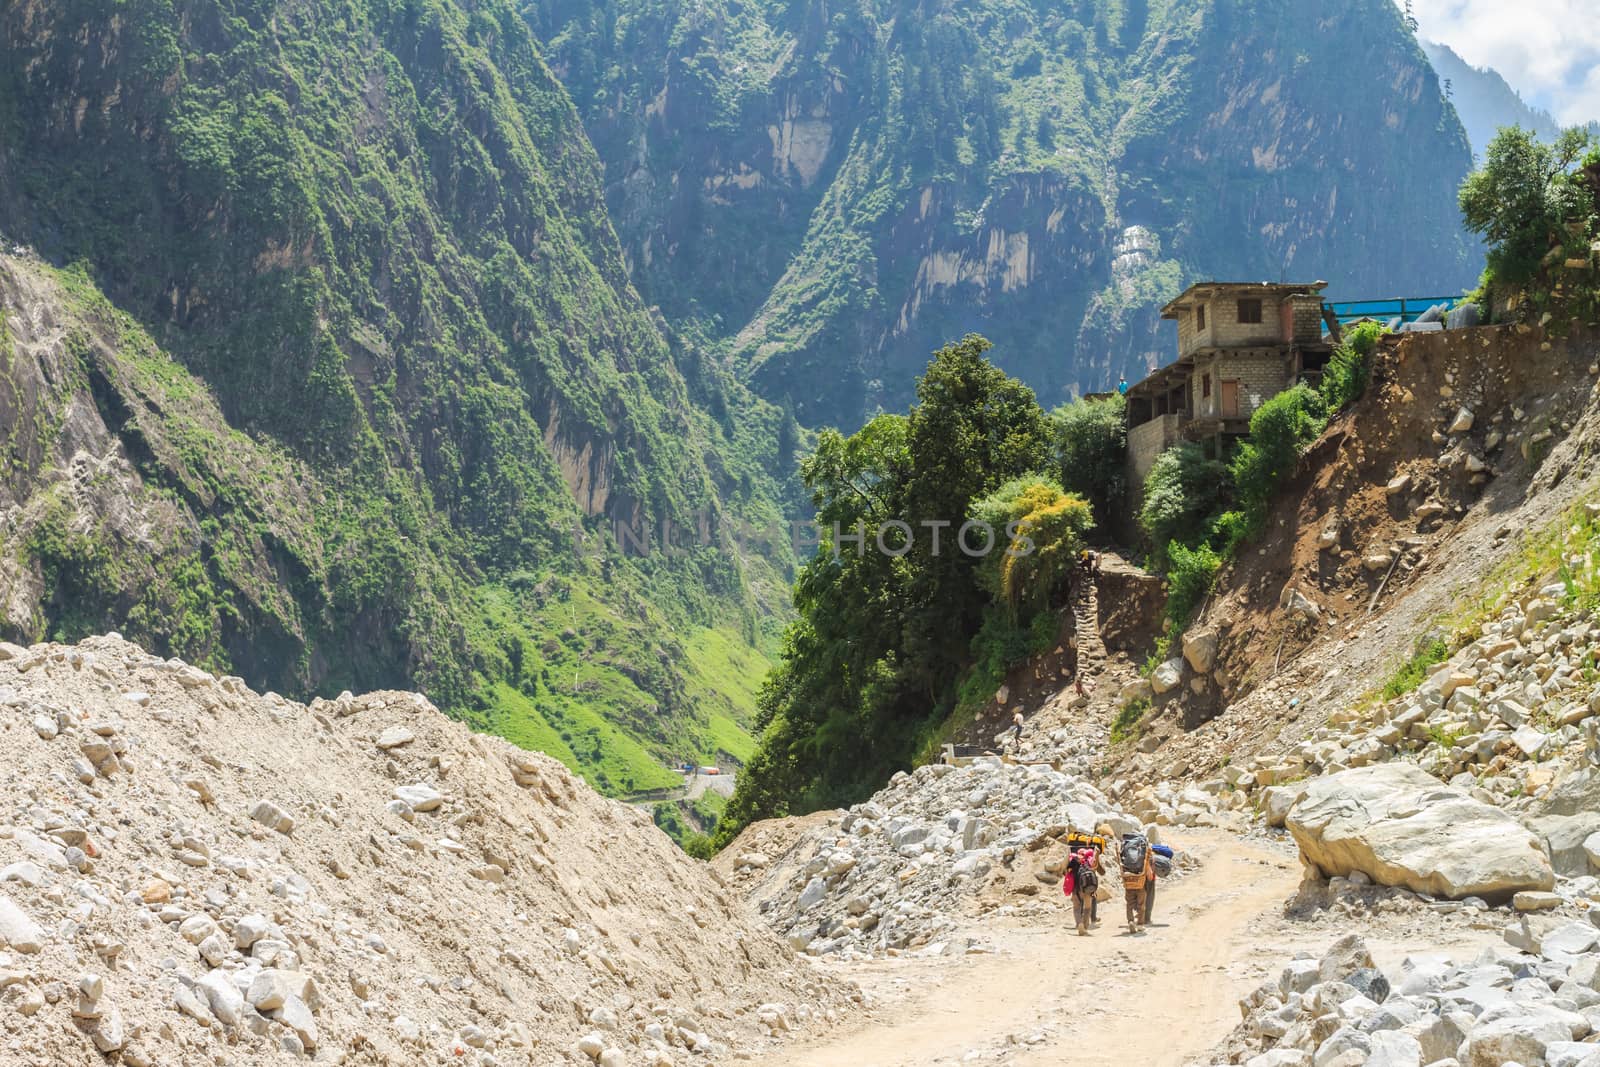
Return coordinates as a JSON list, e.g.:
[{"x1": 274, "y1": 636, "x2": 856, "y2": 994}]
[{"x1": 753, "y1": 830, "x2": 1498, "y2": 1067}]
